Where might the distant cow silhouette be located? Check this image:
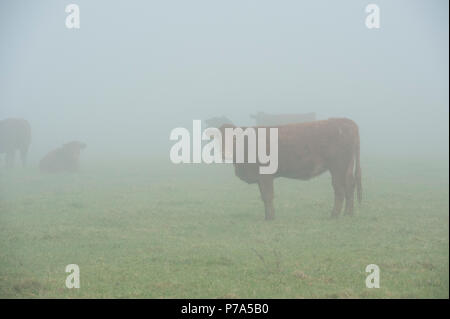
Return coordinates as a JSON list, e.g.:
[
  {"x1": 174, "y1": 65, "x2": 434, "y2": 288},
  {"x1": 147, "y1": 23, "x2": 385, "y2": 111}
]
[
  {"x1": 217, "y1": 118, "x2": 361, "y2": 220},
  {"x1": 39, "y1": 141, "x2": 86, "y2": 173},
  {"x1": 250, "y1": 112, "x2": 316, "y2": 126},
  {"x1": 204, "y1": 116, "x2": 234, "y2": 129},
  {"x1": 0, "y1": 118, "x2": 31, "y2": 168}
]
